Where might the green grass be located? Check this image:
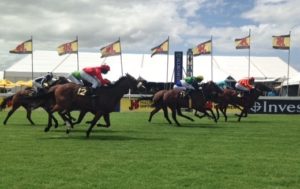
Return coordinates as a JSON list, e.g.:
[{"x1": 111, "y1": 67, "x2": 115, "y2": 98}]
[{"x1": 0, "y1": 109, "x2": 300, "y2": 189}]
